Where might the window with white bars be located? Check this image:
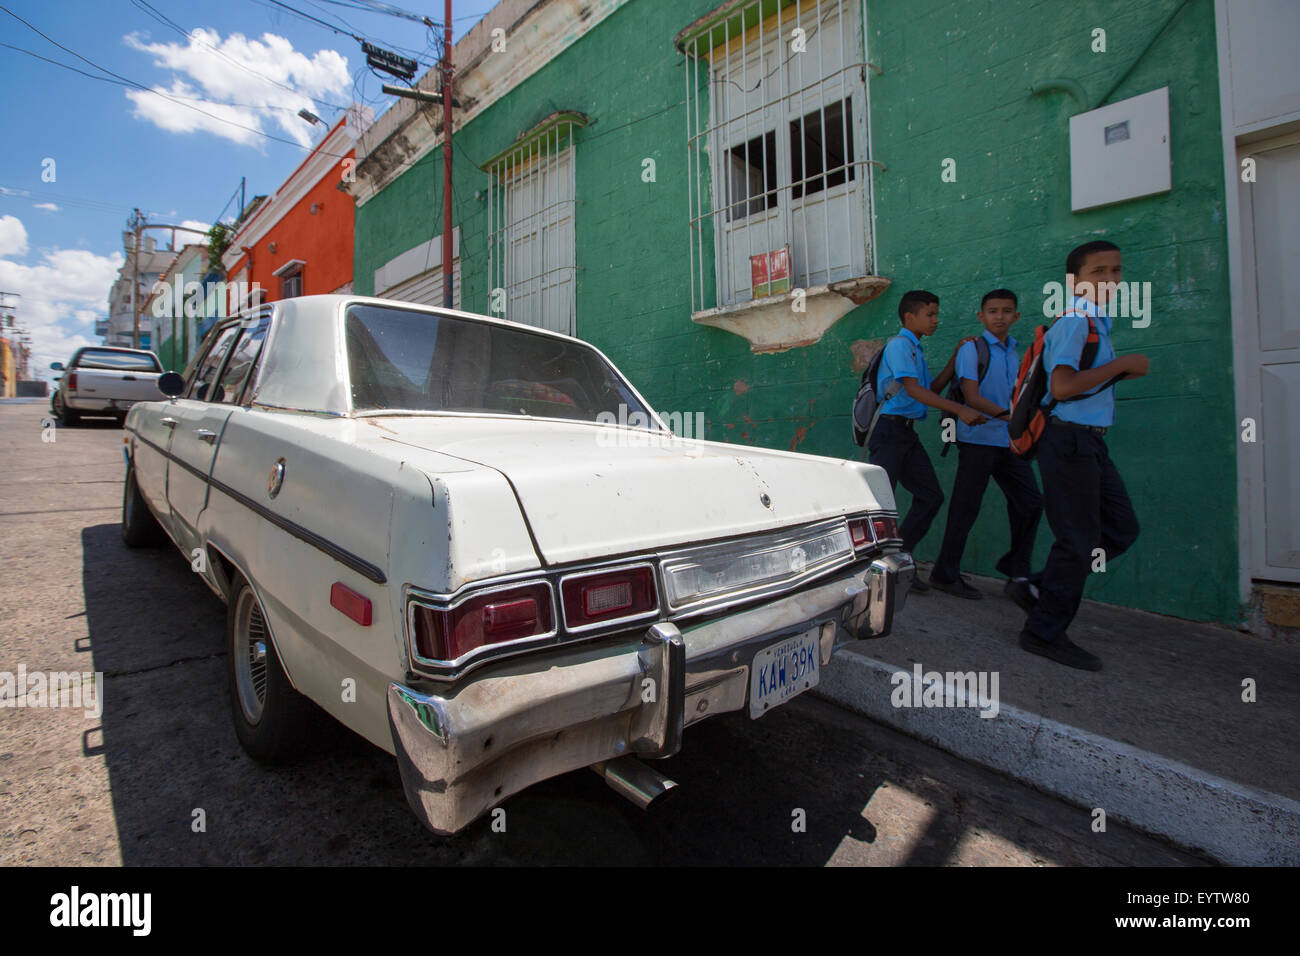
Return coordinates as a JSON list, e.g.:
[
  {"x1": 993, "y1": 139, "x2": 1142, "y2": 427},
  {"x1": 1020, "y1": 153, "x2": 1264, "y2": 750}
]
[
  {"x1": 485, "y1": 114, "x2": 585, "y2": 336},
  {"x1": 682, "y1": 0, "x2": 874, "y2": 313}
]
